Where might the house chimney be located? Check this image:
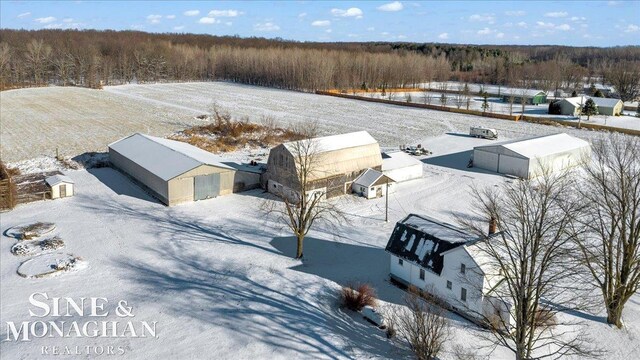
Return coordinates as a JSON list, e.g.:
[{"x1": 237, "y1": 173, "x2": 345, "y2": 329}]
[{"x1": 488, "y1": 217, "x2": 497, "y2": 236}]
